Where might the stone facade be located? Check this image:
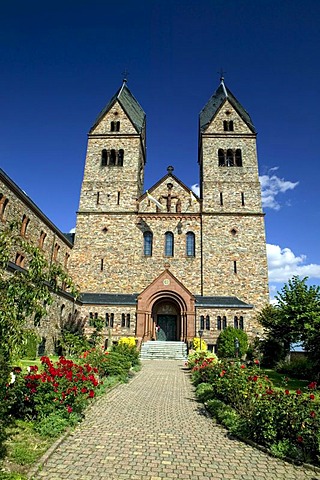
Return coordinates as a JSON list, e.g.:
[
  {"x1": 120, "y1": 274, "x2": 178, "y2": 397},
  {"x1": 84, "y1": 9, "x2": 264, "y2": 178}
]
[{"x1": 0, "y1": 79, "x2": 269, "y2": 352}]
